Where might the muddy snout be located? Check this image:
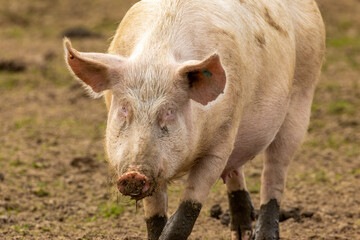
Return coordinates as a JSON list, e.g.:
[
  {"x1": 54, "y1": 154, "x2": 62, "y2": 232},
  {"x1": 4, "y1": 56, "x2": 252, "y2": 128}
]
[{"x1": 117, "y1": 171, "x2": 151, "y2": 199}]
